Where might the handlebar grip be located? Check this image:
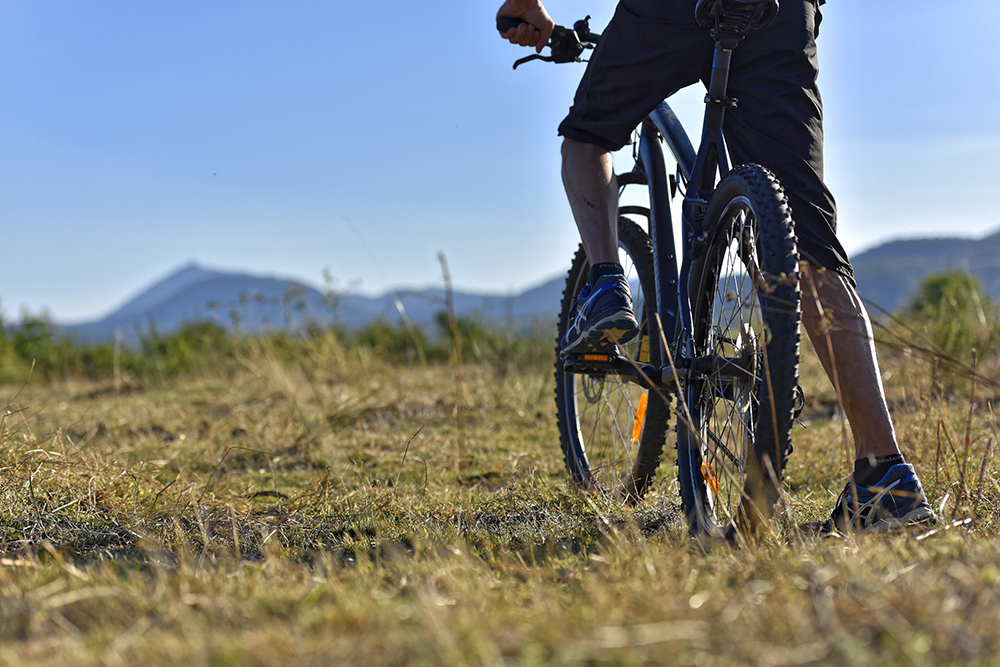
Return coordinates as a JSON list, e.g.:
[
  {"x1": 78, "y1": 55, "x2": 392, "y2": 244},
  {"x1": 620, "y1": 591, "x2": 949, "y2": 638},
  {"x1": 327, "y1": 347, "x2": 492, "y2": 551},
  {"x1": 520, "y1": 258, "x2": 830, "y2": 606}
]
[{"x1": 496, "y1": 16, "x2": 528, "y2": 34}]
